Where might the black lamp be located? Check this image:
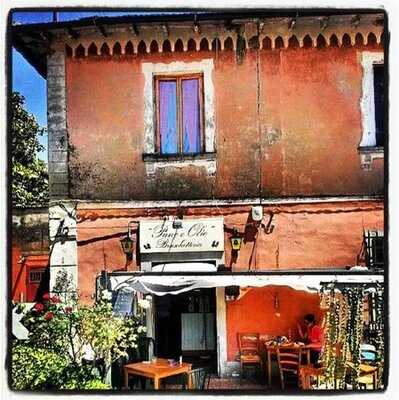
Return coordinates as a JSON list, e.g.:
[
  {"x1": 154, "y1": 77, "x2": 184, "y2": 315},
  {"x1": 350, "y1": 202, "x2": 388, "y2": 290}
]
[
  {"x1": 120, "y1": 236, "x2": 133, "y2": 258},
  {"x1": 225, "y1": 285, "x2": 240, "y2": 300},
  {"x1": 230, "y1": 228, "x2": 242, "y2": 251},
  {"x1": 120, "y1": 222, "x2": 134, "y2": 260}
]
